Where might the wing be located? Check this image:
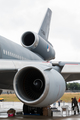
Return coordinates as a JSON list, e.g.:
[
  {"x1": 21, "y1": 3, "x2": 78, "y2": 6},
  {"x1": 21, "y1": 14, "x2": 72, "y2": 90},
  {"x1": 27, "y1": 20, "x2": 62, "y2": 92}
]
[
  {"x1": 0, "y1": 59, "x2": 22, "y2": 90},
  {"x1": 52, "y1": 61, "x2": 80, "y2": 82},
  {"x1": 0, "y1": 59, "x2": 42, "y2": 90},
  {"x1": 1, "y1": 59, "x2": 80, "y2": 90}
]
